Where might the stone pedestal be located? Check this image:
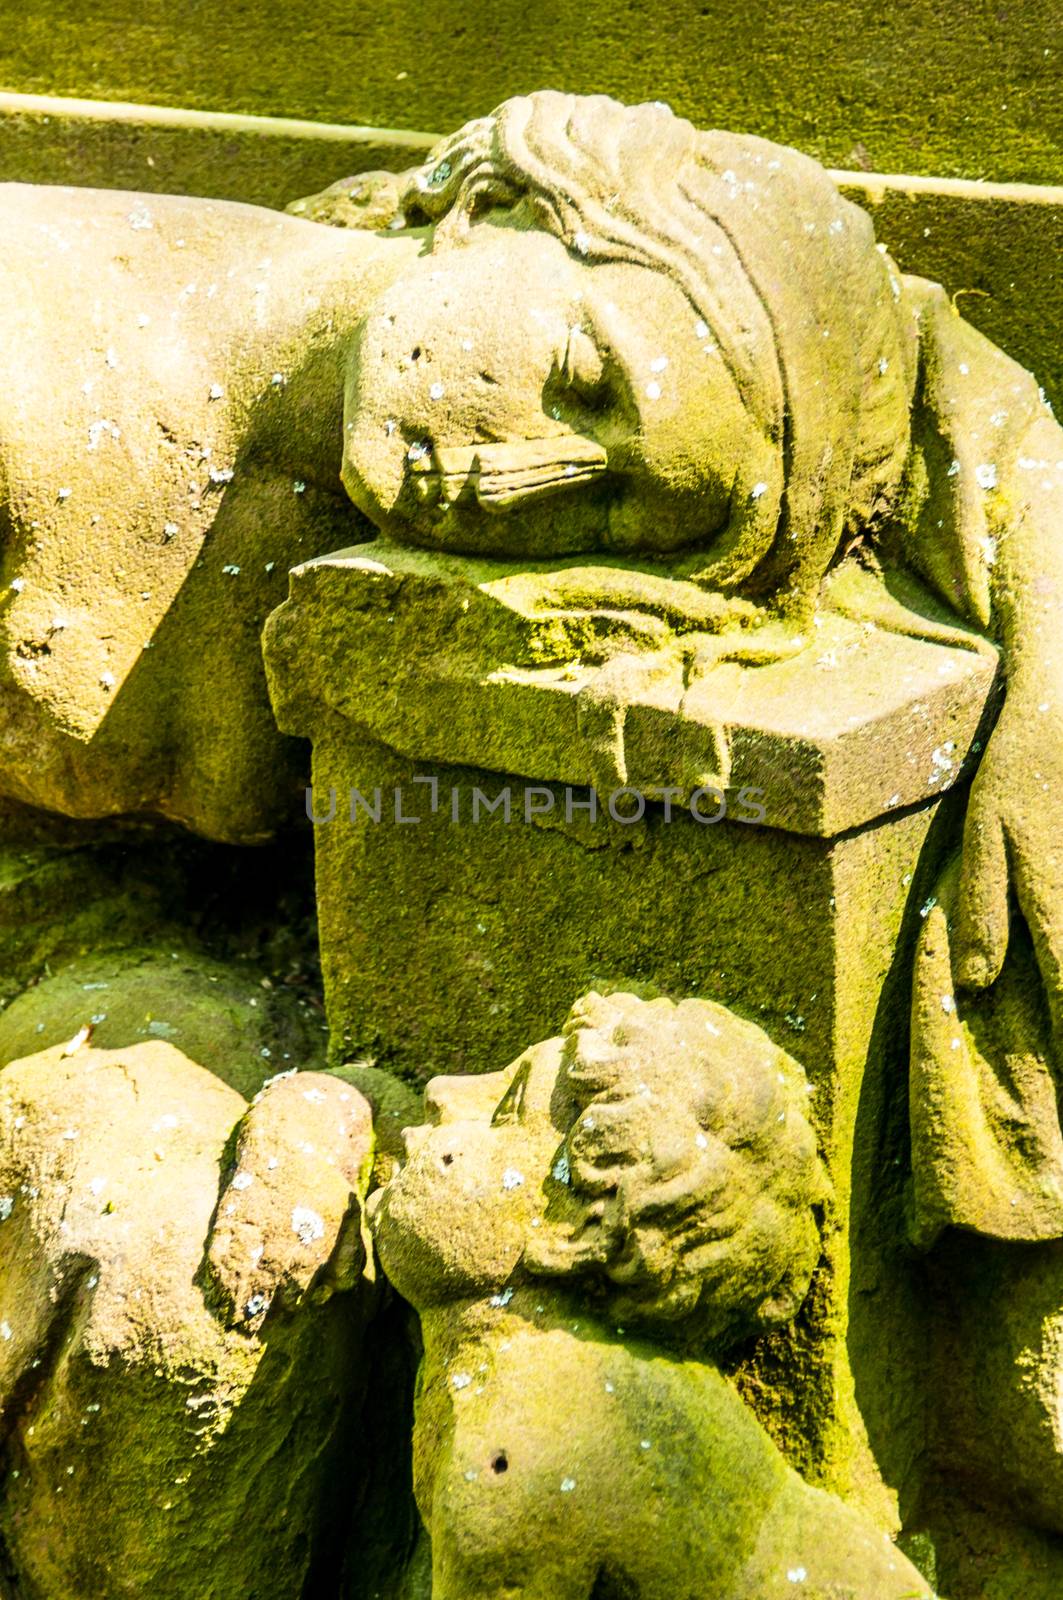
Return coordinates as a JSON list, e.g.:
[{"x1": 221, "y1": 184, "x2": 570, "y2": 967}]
[{"x1": 264, "y1": 539, "x2": 999, "y2": 1526}]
